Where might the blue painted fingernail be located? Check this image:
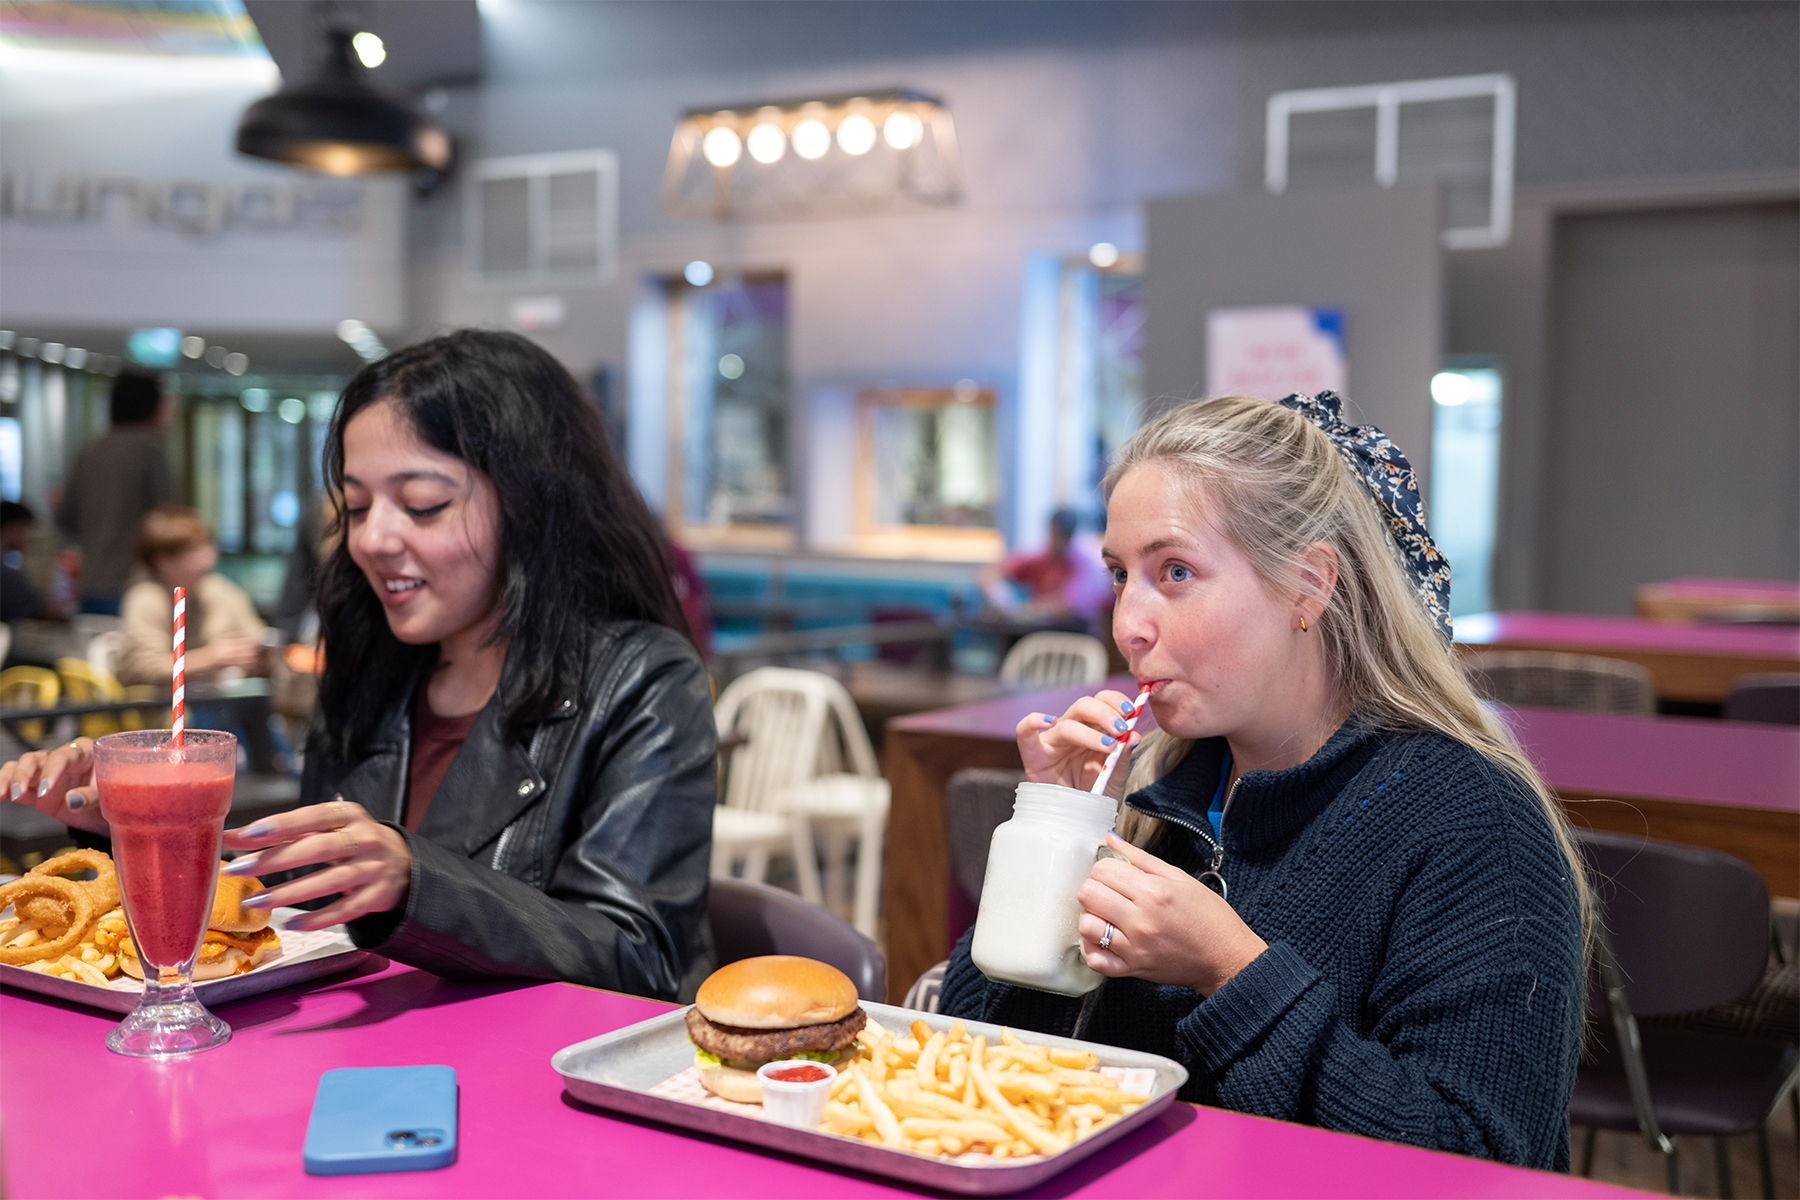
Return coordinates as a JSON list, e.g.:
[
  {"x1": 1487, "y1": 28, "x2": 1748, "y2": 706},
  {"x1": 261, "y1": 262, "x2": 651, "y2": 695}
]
[
  {"x1": 243, "y1": 821, "x2": 274, "y2": 838},
  {"x1": 224, "y1": 854, "x2": 261, "y2": 875},
  {"x1": 241, "y1": 891, "x2": 273, "y2": 909},
  {"x1": 1101, "y1": 735, "x2": 1115, "y2": 746},
  {"x1": 1119, "y1": 700, "x2": 1134, "y2": 714},
  {"x1": 66, "y1": 794, "x2": 85, "y2": 810},
  {"x1": 9, "y1": 783, "x2": 21, "y2": 801},
  {"x1": 1113, "y1": 718, "x2": 1128, "y2": 732}
]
